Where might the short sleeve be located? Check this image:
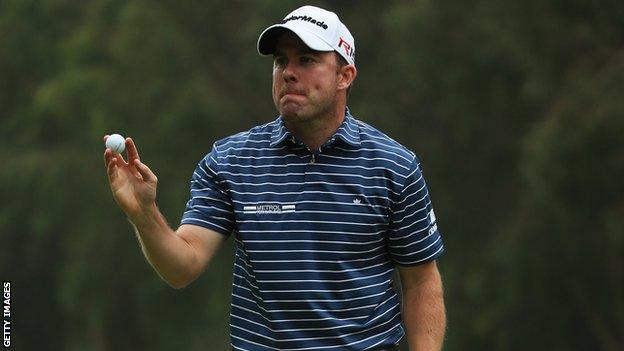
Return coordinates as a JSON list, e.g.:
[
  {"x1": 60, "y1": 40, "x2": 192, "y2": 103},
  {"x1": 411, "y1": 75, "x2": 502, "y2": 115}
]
[
  {"x1": 180, "y1": 148, "x2": 235, "y2": 236},
  {"x1": 388, "y1": 158, "x2": 444, "y2": 265}
]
